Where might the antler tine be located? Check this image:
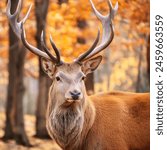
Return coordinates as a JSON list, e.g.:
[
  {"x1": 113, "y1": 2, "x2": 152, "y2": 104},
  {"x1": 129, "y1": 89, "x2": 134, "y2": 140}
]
[
  {"x1": 6, "y1": 0, "x2": 54, "y2": 61},
  {"x1": 108, "y1": 0, "x2": 118, "y2": 20},
  {"x1": 13, "y1": 0, "x2": 22, "y2": 17},
  {"x1": 49, "y1": 35, "x2": 63, "y2": 65},
  {"x1": 40, "y1": 31, "x2": 60, "y2": 63},
  {"x1": 7, "y1": 0, "x2": 21, "y2": 39},
  {"x1": 6, "y1": 0, "x2": 31, "y2": 39},
  {"x1": 20, "y1": 24, "x2": 50, "y2": 59},
  {"x1": 76, "y1": 0, "x2": 118, "y2": 62},
  {"x1": 75, "y1": 28, "x2": 100, "y2": 63}
]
